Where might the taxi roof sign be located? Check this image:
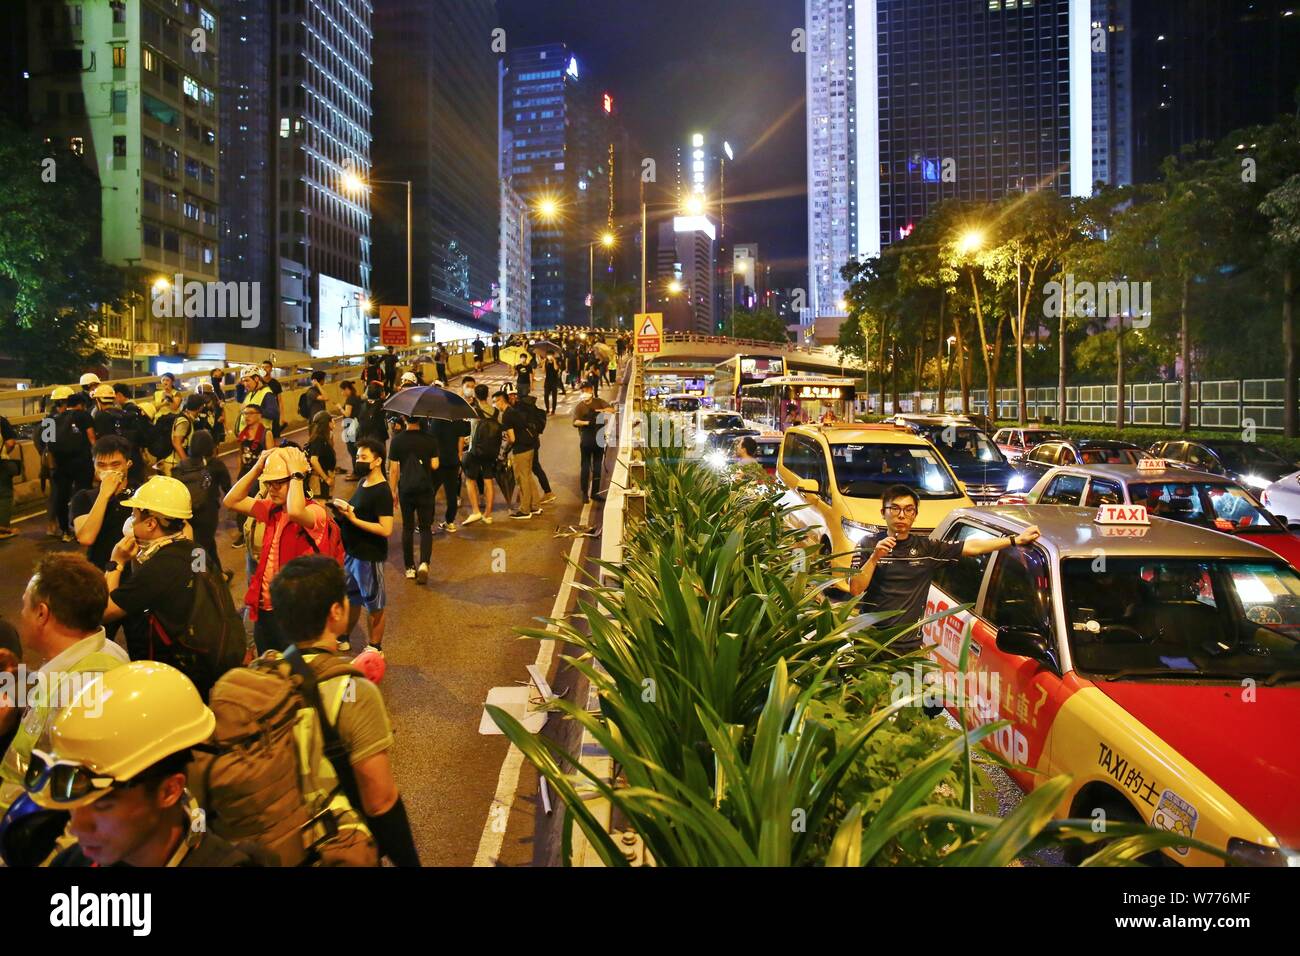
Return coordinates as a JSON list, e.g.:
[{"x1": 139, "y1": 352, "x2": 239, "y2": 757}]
[
  {"x1": 1136, "y1": 457, "x2": 1165, "y2": 472},
  {"x1": 1095, "y1": 503, "x2": 1150, "y2": 526}
]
